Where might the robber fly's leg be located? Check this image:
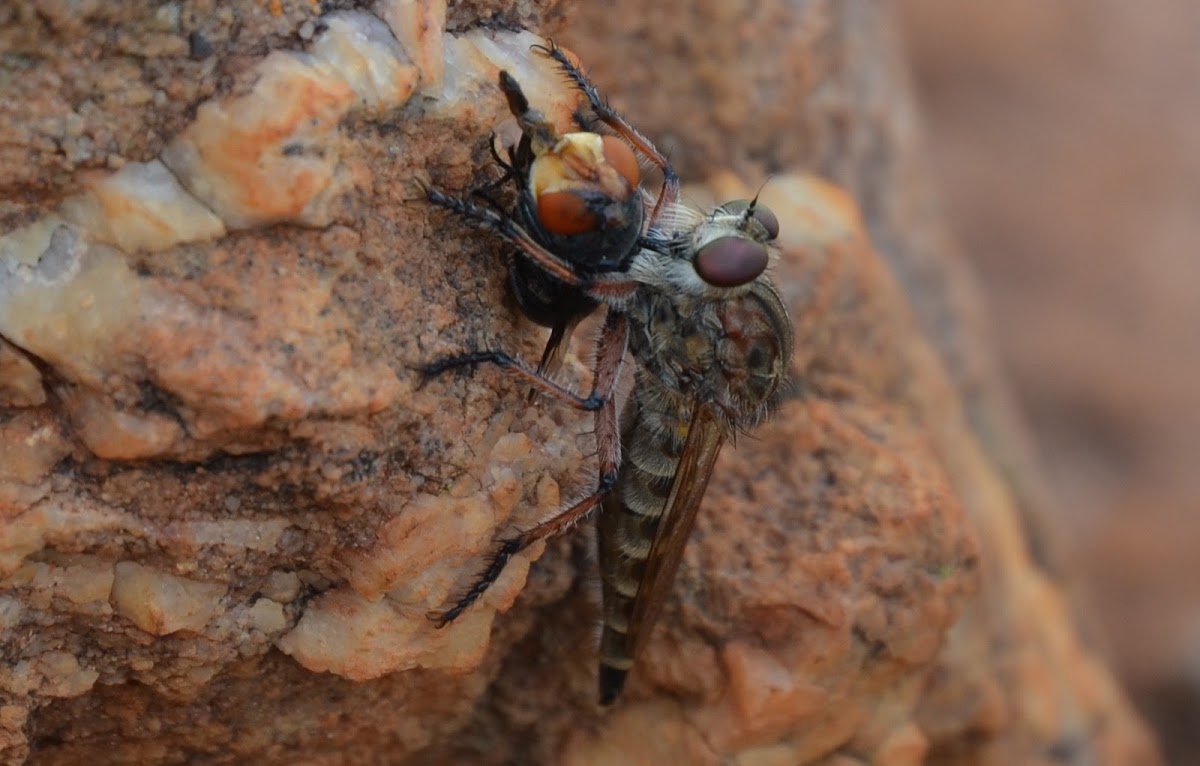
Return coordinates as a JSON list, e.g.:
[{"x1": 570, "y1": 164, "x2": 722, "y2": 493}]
[
  {"x1": 534, "y1": 42, "x2": 681, "y2": 218},
  {"x1": 430, "y1": 313, "x2": 630, "y2": 627},
  {"x1": 588, "y1": 311, "x2": 627, "y2": 469},
  {"x1": 424, "y1": 185, "x2": 583, "y2": 285}
]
